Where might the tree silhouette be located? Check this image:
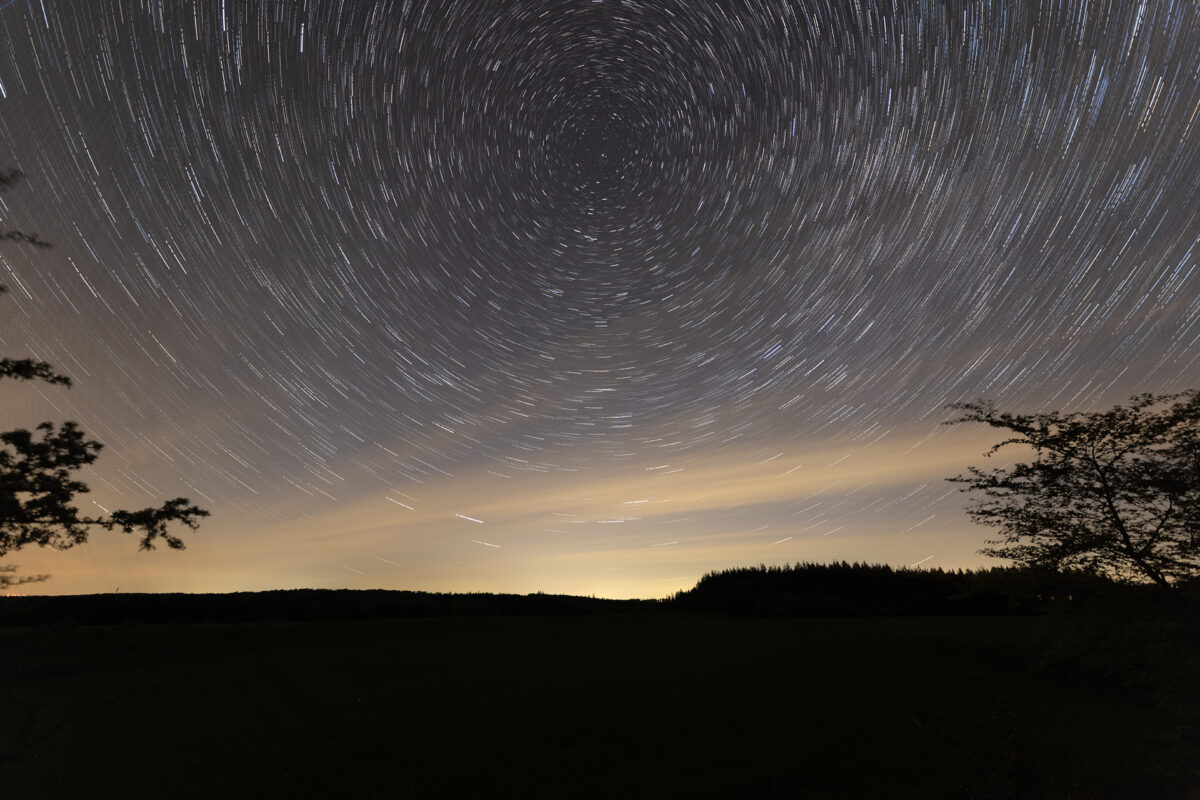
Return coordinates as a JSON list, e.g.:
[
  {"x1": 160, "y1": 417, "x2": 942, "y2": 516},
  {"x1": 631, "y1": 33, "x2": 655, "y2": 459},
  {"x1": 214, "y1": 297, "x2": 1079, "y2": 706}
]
[
  {"x1": 1, "y1": 170, "x2": 207, "y2": 590},
  {"x1": 948, "y1": 392, "x2": 1200, "y2": 587},
  {"x1": 0, "y1": 168, "x2": 51, "y2": 248}
]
